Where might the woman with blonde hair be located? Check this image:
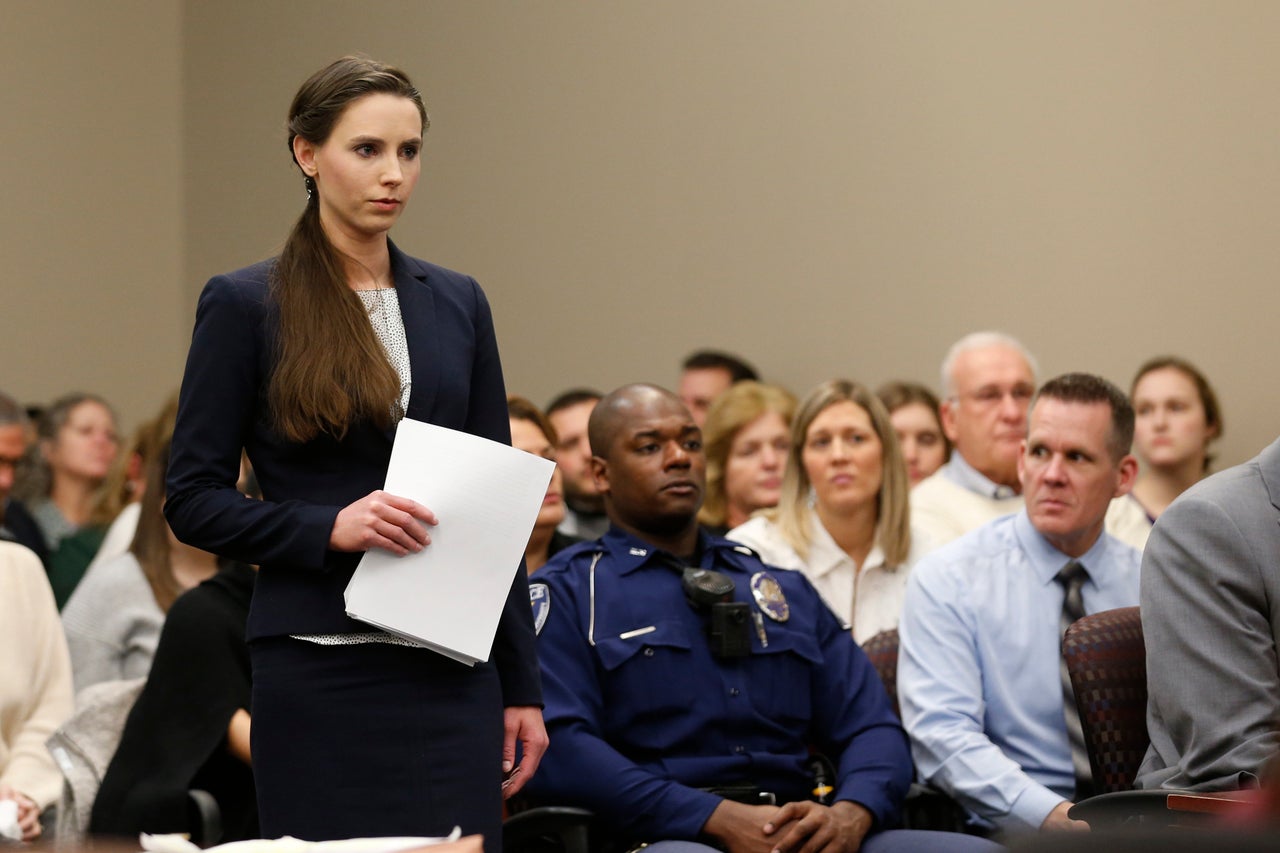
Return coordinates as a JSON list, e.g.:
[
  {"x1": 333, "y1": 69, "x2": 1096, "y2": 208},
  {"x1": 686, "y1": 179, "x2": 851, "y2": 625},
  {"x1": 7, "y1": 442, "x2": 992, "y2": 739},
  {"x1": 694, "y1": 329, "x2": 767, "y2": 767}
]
[
  {"x1": 699, "y1": 381, "x2": 796, "y2": 535},
  {"x1": 728, "y1": 379, "x2": 922, "y2": 641},
  {"x1": 14, "y1": 393, "x2": 120, "y2": 607}
]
